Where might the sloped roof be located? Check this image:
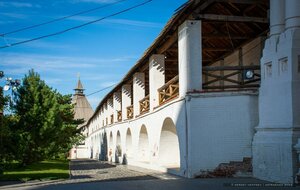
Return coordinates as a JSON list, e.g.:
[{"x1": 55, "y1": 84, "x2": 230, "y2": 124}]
[
  {"x1": 72, "y1": 79, "x2": 94, "y2": 128},
  {"x1": 86, "y1": 0, "x2": 269, "y2": 126},
  {"x1": 75, "y1": 79, "x2": 84, "y2": 90}
]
